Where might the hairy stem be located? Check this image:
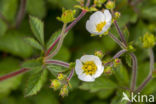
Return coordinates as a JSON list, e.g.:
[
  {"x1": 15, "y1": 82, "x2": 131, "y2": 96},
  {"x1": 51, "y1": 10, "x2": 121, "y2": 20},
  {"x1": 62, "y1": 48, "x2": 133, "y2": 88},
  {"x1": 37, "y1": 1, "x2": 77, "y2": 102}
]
[
  {"x1": 108, "y1": 32, "x2": 126, "y2": 48},
  {"x1": 15, "y1": 0, "x2": 27, "y2": 28},
  {"x1": 0, "y1": 68, "x2": 30, "y2": 81},
  {"x1": 104, "y1": 49, "x2": 127, "y2": 66},
  {"x1": 45, "y1": 60, "x2": 69, "y2": 68},
  {"x1": 135, "y1": 48, "x2": 154, "y2": 93},
  {"x1": 130, "y1": 53, "x2": 138, "y2": 92},
  {"x1": 67, "y1": 68, "x2": 74, "y2": 81},
  {"x1": 113, "y1": 20, "x2": 127, "y2": 46},
  {"x1": 46, "y1": 23, "x2": 67, "y2": 59}
]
